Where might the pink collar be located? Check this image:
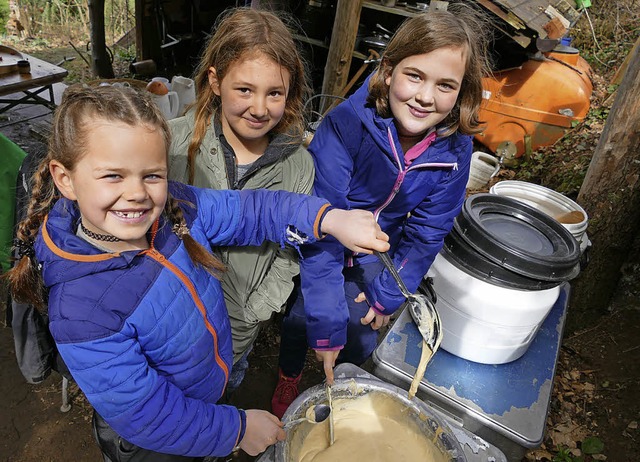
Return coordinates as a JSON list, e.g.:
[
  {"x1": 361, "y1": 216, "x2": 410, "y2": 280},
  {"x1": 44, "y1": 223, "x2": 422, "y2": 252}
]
[{"x1": 404, "y1": 130, "x2": 437, "y2": 166}]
